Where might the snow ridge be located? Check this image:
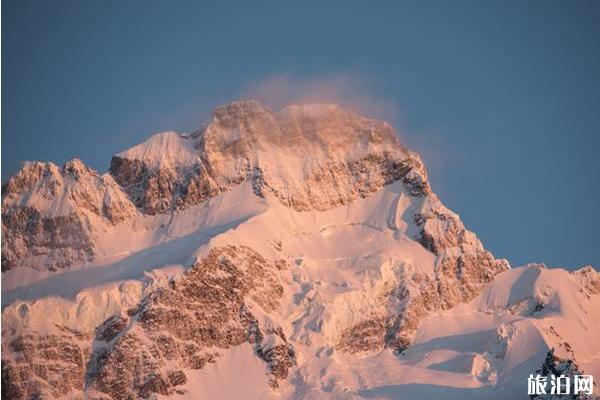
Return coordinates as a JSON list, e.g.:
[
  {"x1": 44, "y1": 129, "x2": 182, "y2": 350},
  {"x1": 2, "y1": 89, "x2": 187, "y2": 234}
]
[{"x1": 2, "y1": 100, "x2": 598, "y2": 400}]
